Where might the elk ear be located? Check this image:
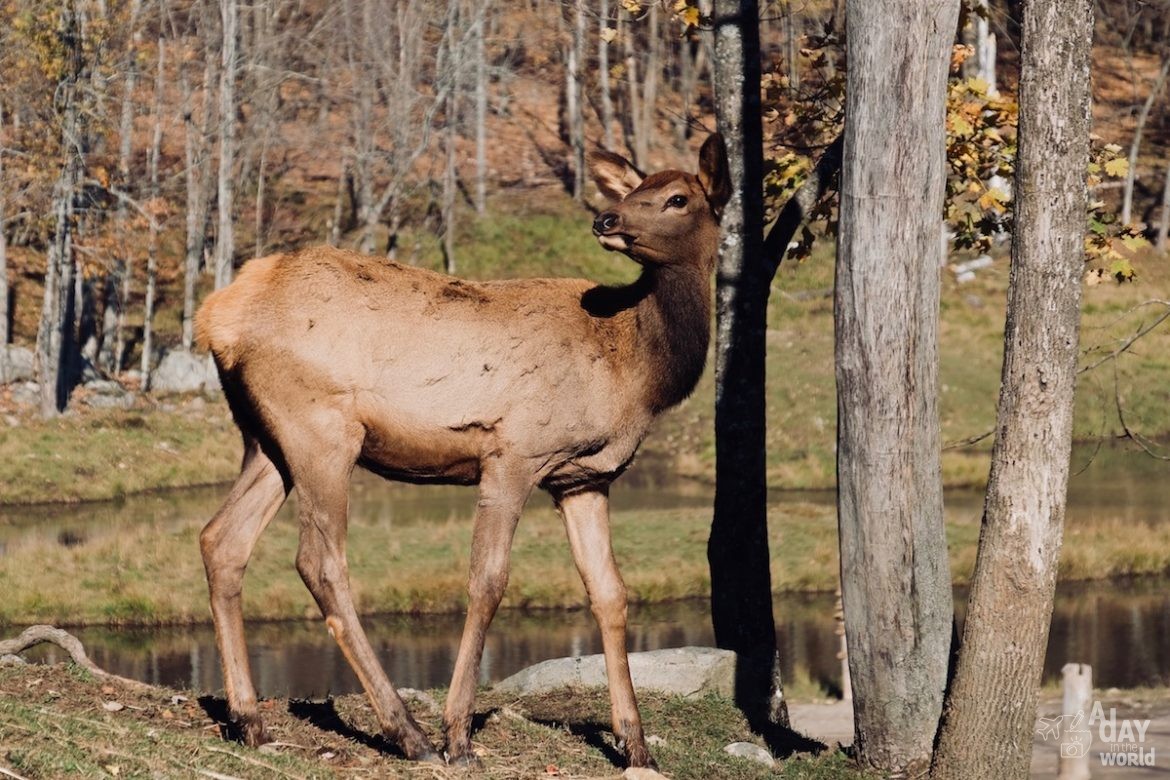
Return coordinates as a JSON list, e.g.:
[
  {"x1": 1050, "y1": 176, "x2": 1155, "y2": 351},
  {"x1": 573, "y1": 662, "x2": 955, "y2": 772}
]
[
  {"x1": 588, "y1": 150, "x2": 645, "y2": 201},
  {"x1": 697, "y1": 133, "x2": 731, "y2": 217}
]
